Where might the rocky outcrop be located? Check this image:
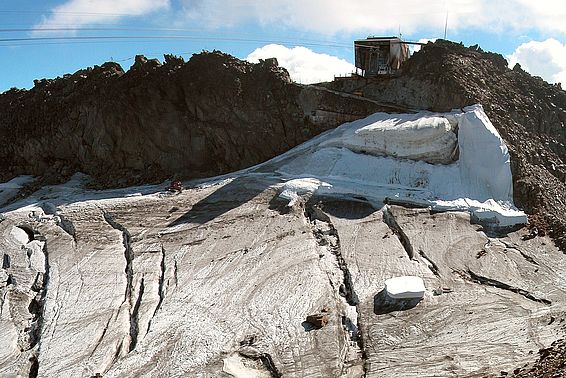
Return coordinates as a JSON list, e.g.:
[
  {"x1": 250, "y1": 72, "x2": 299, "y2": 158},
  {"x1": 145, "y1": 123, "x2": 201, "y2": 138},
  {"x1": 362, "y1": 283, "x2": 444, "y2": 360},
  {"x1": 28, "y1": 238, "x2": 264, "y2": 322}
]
[
  {"x1": 0, "y1": 52, "x2": 387, "y2": 187},
  {"x1": 326, "y1": 40, "x2": 566, "y2": 252}
]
